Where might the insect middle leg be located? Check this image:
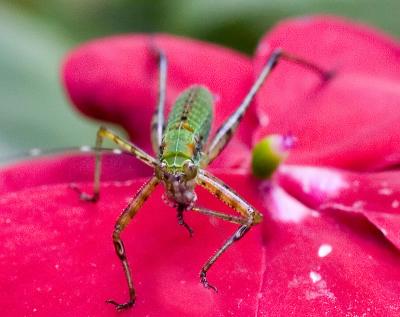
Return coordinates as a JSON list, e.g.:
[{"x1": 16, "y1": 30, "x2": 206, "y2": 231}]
[
  {"x1": 106, "y1": 176, "x2": 159, "y2": 311},
  {"x1": 195, "y1": 170, "x2": 263, "y2": 291},
  {"x1": 201, "y1": 48, "x2": 332, "y2": 167},
  {"x1": 72, "y1": 126, "x2": 157, "y2": 202},
  {"x1": 191, "y1": 206, "x2": 248, "y2": 225}
]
